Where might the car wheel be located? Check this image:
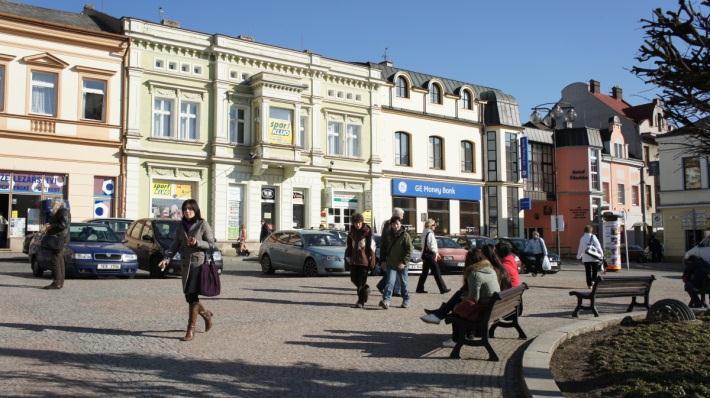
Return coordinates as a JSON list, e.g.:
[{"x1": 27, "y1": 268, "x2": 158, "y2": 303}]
[
  {"x1": 260, "y1": 254, "x2": 275, "y2": 275},
  {"x1": 31, "y1": 257, "x2": 43, "y2": 277},
  {"x1": 149, "y1": 256, "x2": 166, "y2": 279},
  {"x1": 303, "y1": 258, "x2": 319, "y2": 277}
]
